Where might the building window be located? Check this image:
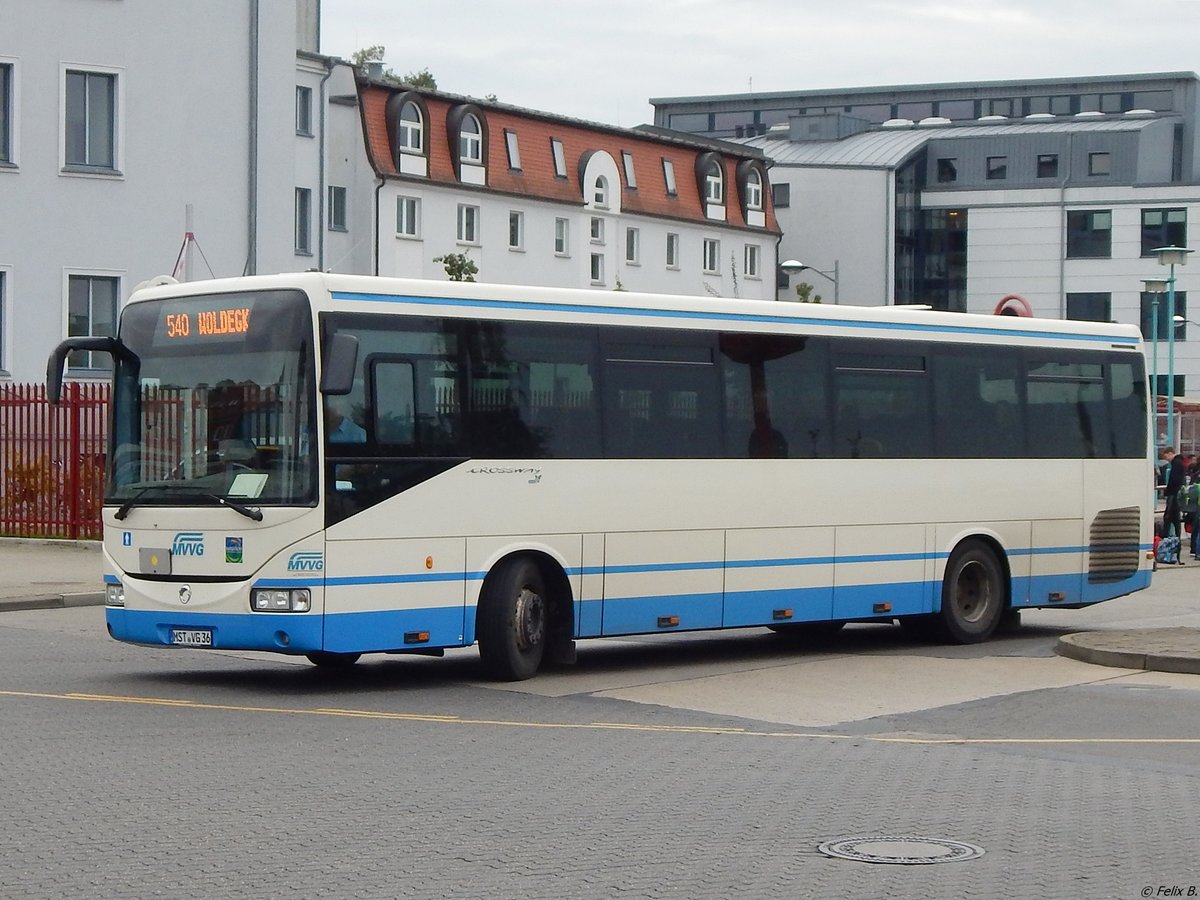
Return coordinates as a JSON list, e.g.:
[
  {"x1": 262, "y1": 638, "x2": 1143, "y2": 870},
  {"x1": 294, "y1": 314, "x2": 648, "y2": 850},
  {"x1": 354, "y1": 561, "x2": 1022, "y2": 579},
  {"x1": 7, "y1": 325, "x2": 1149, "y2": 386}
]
[
  {"x1": 772, "y1": 183, "x2": 790, "y2": 208},
  {"x1": 1066, "y1": 210, "x2": 1112, "y2": 258},
  {"x1": 744, "y1": 244, "x2": 761, "y2": 278},
  {"x1": 625, "y1": 227, "x2": 640, "y2": 265},
  {"x1": 0, "y1": 63, "x2": 11, "y2": 164},
  {"x1": 666, "y1": 233, "x2": 680, "y2": 269},
  {"x1": 1037, "y1": 154, "x2": 1059, "y2": 178},
  {"x1": 457, "y1": 204, "x2": 479, "y2": 244},
  {"x1": 662, "y1": 158, "x2": 677, "y2": 196},
  {"x1": 622, "y1": 151, "x2": 637, "y2": 189},
  {"x1": 398, "y1": 101, "x2": 423, "y2": 153},
  {"x1": 65, "y1": 70, "x2": 116, "y2": 170},
  {"x1": 554, "y1": 217, "x2": 569, "y2": 255},
  {"x1": 1066, "y1": 292, "x2": 1111, "y2": 322},
  {"x1": 745, "y1": 169, "x2": 763, "y2": 210},
  {"x1": 328, "y1": 186, "x2": 347, "y2": 231},
  {"x1": 67, "y1": 274, "x2": 118, "y2": 369},
  {"x1": 294, "y1": 188, "x2": 312, "y2": 254},
  {"x1": 295, "y1": 85, "x2": 313, "y2": 136},
  {"x1": 508, "y1": 210, "x2": 524, "y2": 250},
  {"x1": 504, "y1": 129, "x2": 521, "y2": 170},
  {"x1": 459, "y1": 114, "x2": 482, "y2": 164},
  {"x1": 936, "y1": 158, "x2": 957, "y2": 184},
  {"x1": 590, "y1": 253, "x2": 605, "y2": 285},
  {"x1": 396, "y1": 195, "x2": 420, "y2": 238},
  {"x1": 704, "y1": 162, "x2": 724, "y2": 204},
  {"x1": 590, "y1": 216, "x2": 604, "y2": 244},
  {"x1": 551, "y1": 138, "x2": 567, "y2": 177},
  {"x1": 986, "y1": 156, "x2": 1007, "y2": 180},
  {"x1": 1088, "y1": 152, "x2": 1111, "y2": 176},
  {"x1": 1142, "y1": 208, "x2": 1188, "y2": 256},
  {"x1": 593, "y1": 176, "x2": 609, "y2": 208},
  {"x1": 703, "y1": 239, "x2": 720, "y2": 274},
  {"x1": 1142, "y1": 292, "x2": 1188, "y2": 341}
]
